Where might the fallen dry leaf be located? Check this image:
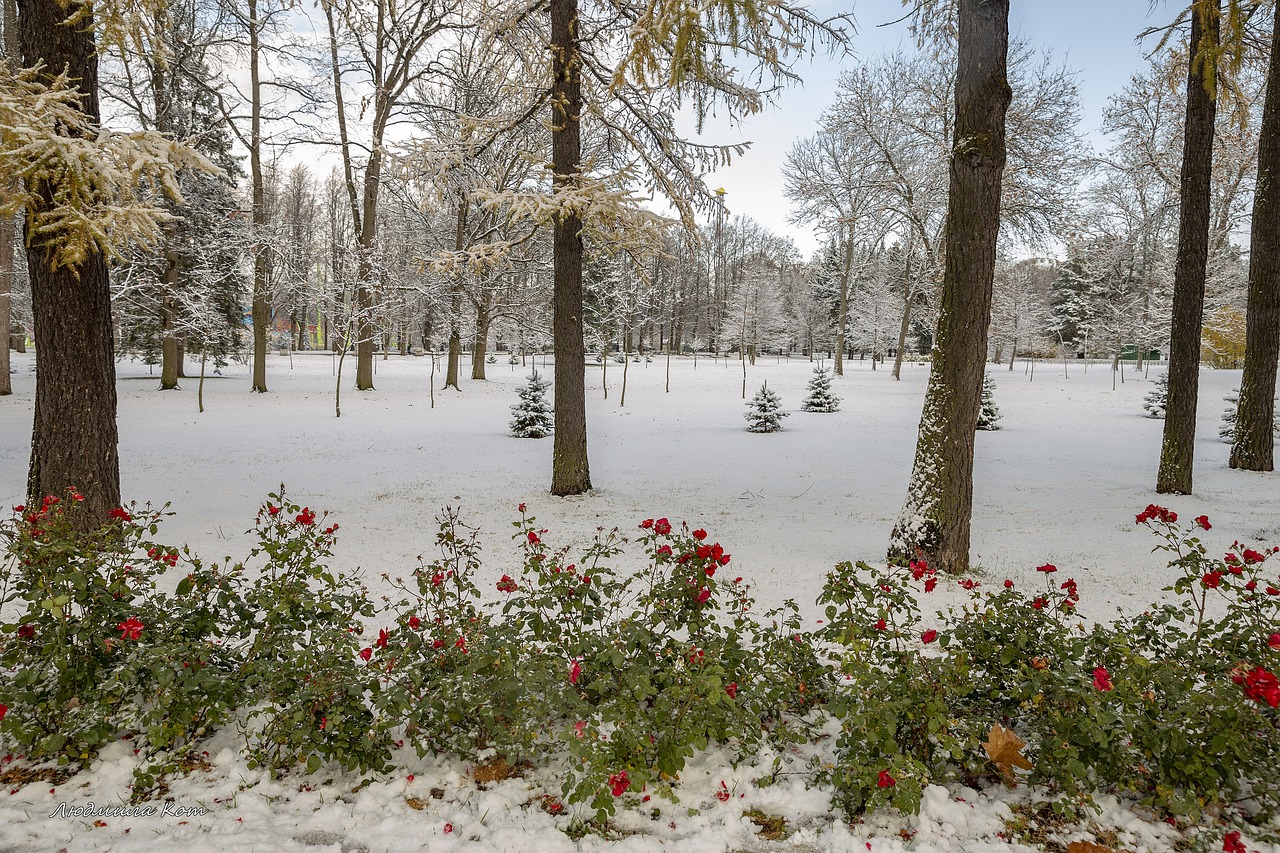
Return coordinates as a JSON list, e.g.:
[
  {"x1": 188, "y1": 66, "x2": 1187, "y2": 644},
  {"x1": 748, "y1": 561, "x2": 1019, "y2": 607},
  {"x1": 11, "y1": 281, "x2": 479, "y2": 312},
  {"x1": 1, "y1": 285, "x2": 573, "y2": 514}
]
[
  {"x1": 1066, "y1": 842, "x2": 1135, "y2": 853},
  {"x1": 473, "y1": 758, "x2": 511, "y2": 784},
  {"x1": 983, "y1": 723, "x2": 1034, "y2": 784}
]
